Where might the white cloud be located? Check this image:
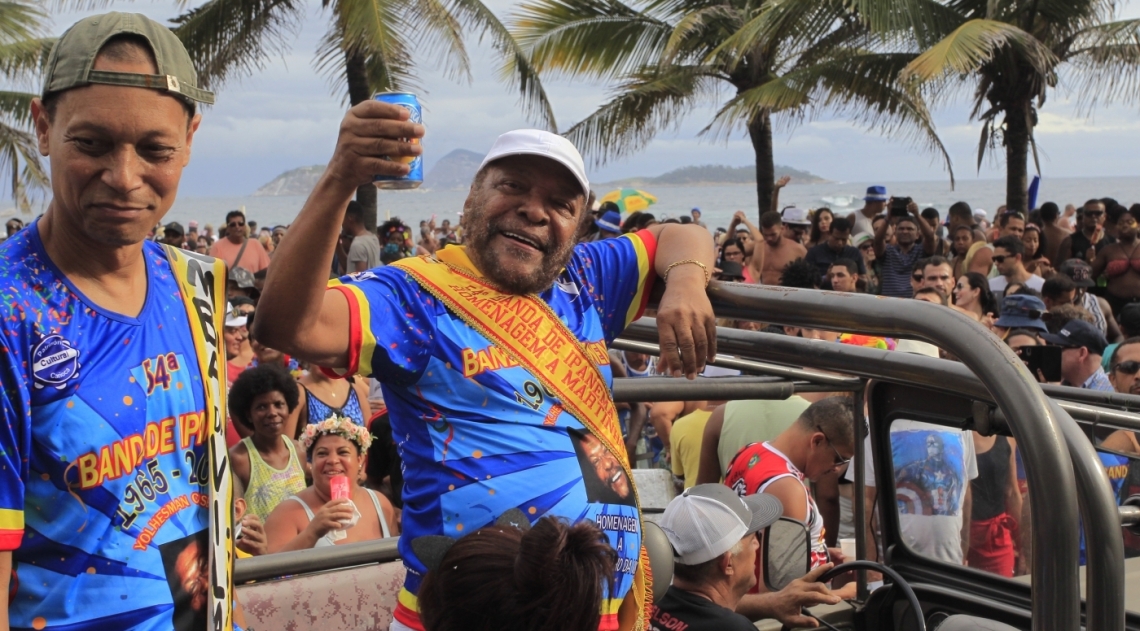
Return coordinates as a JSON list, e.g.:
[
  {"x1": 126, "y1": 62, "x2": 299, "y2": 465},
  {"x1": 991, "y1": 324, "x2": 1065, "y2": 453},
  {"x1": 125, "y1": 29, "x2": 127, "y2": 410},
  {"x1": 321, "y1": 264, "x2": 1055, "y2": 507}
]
[{"x1": 39, "y1": 0, "x2": 1140, "y2": 196}]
